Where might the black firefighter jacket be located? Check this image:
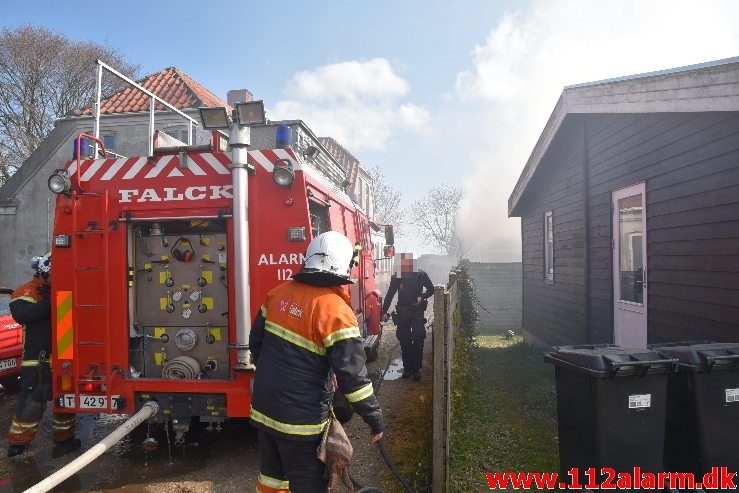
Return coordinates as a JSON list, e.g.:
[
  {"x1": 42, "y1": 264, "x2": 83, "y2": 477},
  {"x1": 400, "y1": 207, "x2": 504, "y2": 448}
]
[
  {"x1": 248, "y1": 279, "x2": 384, "y2": 440},
  {"x1": 10, "y1": 277, "x2": 52, "y2": 364},
  {"x1": 382, "y1": 270, "x2": 434, "y2": 315}
]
